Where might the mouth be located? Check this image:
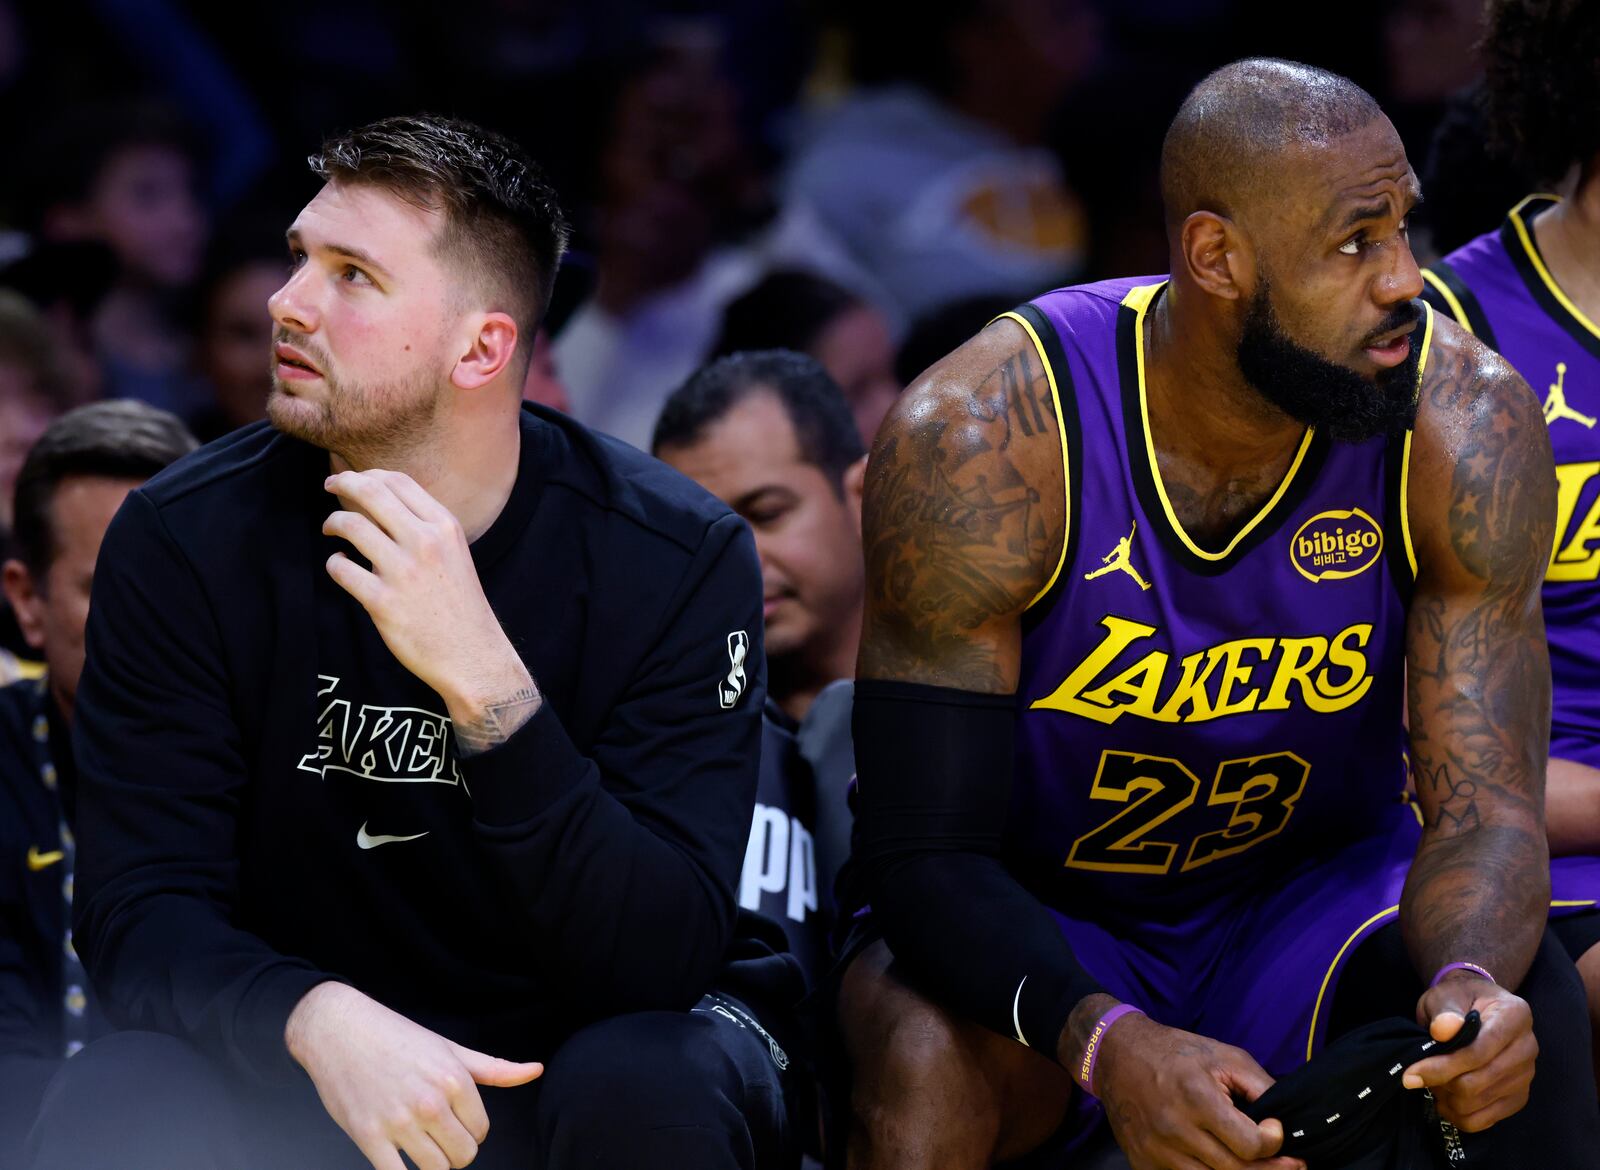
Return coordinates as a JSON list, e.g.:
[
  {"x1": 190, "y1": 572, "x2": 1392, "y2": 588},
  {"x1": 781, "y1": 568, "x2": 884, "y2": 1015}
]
[
  {"x1": 274, "y1": 343, "x2": 323, "y2": 380},
  {"x1": 762, "y1": 593, "x2": 792, "y2": 620},
  {"x1": 1362, "y1": 321, "x2": 1417, "y2": 369}
]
